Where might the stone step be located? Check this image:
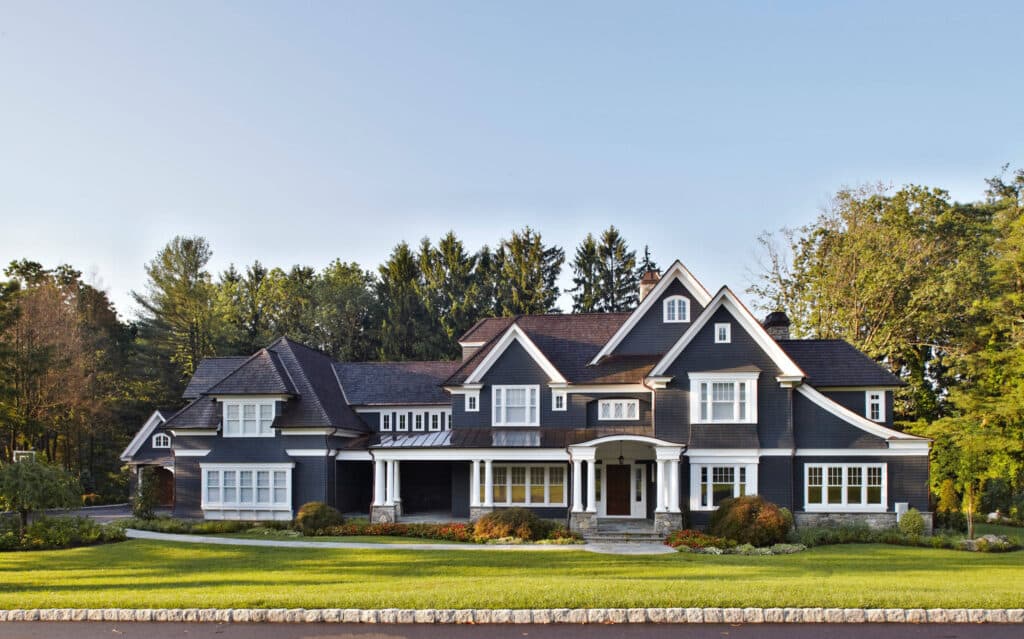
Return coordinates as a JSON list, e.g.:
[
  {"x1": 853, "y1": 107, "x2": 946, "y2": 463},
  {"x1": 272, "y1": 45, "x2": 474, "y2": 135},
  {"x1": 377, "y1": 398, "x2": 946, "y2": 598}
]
[{"x1": 584, "y1": 535, "x2": 666, "y2": 544}]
